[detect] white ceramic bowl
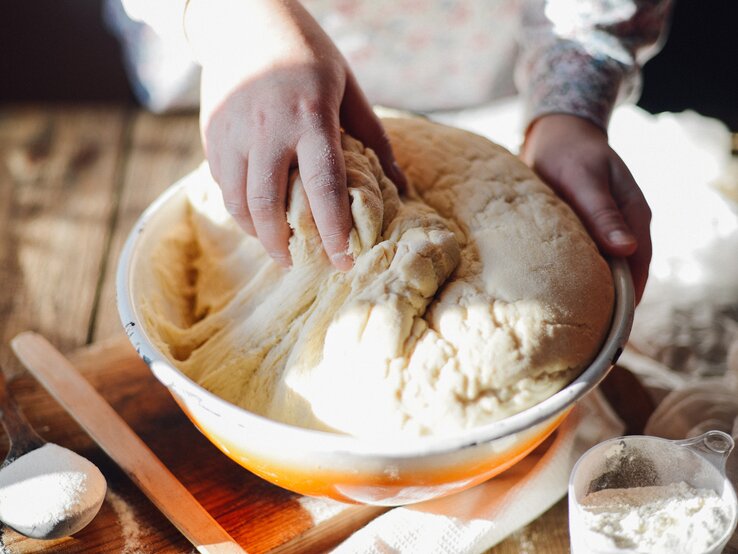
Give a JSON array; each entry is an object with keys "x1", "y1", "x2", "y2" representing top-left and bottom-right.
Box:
[{"x1": 117, "y1": 168, "x2": 635, "y2": 506}]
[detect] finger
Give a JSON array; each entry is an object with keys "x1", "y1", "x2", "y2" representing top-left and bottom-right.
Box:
[
  {"x1": 296, "y1": 122, "x2": 353, "y2": 271},
  {"x1": 609, "y1": 157, "x2": 652, "y2": 303},
  {"x1": 341, "y1": 72, "x2": 407, "y2": 193},
  {"x1": 553, "y1": 162, "x2": 638, "y2": 258},
  {"x1": 216, "y1": 155, "x2": 255, "y2": 235},
  {"x1": 247, "y1": 148, "x2": 293, "y2": 268}
]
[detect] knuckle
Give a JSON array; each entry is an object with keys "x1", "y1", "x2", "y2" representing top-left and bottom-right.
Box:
[
  {"x1": 321, "y1": 229, "x2": 349, "y2": 246},
  {"x1": 304, "y1": 173, "x2": 341, "y2": 198},
  {"x1": 254, "y1": 108, "x2": 268, "y2": 130},
  {"x1": 248, "y1": 193, "x2": 283, "y2": 219},
  {"x1": 589, "y1": 206, "x2": 625, "y2": 230},
  {"x1": 300, "y1": 110, "x2": 335, "y2": 137},
  {"x1": 298, "y1": 95, "x2": 325, "y2": 117},
  {"x1": 297, "y1": 95, "x2": 337, "y2": 128},
  {"x1": 268, "y1": 250, "x2": 291, "y2": 263},
  {"x1": 223, "y1": 199, "x2": 248, "y2": 217},
  {"x1": 618, "y1": 187, "x2": 652, "y2": 223}
]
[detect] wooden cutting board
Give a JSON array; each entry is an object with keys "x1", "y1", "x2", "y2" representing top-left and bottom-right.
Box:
[
  {"x1": 0, "y1": 337, "x2": 386, "y2": 554},
  {"x1": 0, "y1": 335, "x2": 654, "y2": 553}
]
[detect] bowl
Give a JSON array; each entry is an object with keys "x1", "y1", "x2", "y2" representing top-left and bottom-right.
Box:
[{"x1": 116, "y1": 167, "x2": 635, "y2": 506}]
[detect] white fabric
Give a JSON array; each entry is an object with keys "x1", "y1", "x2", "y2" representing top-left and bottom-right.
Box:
[{"x1": 334, "y1": 391, "x2": 624, "y2": 553}]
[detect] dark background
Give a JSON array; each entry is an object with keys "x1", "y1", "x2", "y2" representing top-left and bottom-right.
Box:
[{"x1": 1, "y1": 1, "x2": 737, "y2": 131}]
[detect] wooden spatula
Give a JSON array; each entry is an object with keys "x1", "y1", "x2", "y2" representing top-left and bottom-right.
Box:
[{"x1": 11, "y1": 331, "x2": 246, "y2": 554}]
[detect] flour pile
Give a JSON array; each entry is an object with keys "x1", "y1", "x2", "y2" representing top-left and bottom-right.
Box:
[
  {"x1": 141, "y1": 118, "x2": 614, "y2": 438},
  {"x1": 579, "y1": 481, "x2": 733, "y2": 553}
]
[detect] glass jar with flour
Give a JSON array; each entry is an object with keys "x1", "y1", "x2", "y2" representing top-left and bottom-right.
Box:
[{"x1": 568, "y1": 430, "x2": 737, "y2": 554}]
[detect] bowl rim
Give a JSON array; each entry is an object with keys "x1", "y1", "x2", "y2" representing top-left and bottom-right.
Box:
[{"x1": 116, "y1": 168, "x2": 635, "y2": 459}]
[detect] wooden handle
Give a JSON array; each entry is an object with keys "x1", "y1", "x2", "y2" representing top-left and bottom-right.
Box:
[{"x1": 11, "y1": 332, "x2": 246, "y2": 554}]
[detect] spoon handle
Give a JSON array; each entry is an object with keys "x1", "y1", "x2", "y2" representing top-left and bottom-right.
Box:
[
  {"x1": 0, "y1": 367, "x2": 46, "y2": 465},
  {"x1": 11, "y1": 332, "x2": 246, "y2": 554}
]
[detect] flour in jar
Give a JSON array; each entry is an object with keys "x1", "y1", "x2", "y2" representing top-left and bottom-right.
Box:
[{"x1": 579, "y1": 481, "x2": 733, "y2": 553}]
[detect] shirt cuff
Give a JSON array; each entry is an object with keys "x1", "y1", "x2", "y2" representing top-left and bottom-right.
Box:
[{"x1": 523, "y1": 42, "x2": 625, "y2": 133}]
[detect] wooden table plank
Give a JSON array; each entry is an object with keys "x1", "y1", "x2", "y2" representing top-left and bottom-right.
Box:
[
  {"x1": 91, "y1": 112, "x2": 203, "y2": 342},
  {"x1": 0, "y1": 106, "x2": 128, "y2": 375}
]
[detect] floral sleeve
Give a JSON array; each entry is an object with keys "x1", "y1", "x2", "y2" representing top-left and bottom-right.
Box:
[{"x1": 515, "y1": 0, "x2": 673, "y2": 131}]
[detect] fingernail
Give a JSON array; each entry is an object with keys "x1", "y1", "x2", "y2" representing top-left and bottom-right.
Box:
[
  {"x1": 330, "y1": 252, "x2": 354, "y2": 271},
  {"x1": 608, "y1": 230, "x2": 636, "y2": 246}
]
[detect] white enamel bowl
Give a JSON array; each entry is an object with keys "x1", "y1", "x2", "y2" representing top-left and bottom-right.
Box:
[{"x1": 117, "y1": 169, "x2": 634, "y2": 506}]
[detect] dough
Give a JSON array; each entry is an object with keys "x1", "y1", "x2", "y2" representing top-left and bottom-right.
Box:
[{"x1": 141, "y1": 118, "x2": 614, "y2": 438}]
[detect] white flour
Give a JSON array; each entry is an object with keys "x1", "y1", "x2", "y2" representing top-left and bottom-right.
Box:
[
  {"x1": 0, "y1": 443, "x2": 107, "y2": 537},
  {"x1": 107, "y1": 488, "x2": 147, "y2": 553},
  {"x1": 579, "y1": 481, "x2": 733, "y2": 553}
]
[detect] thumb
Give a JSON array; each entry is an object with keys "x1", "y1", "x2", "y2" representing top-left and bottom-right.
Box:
[{"x1": 340, "y1": 73, "x2": 407, "y2": 193}]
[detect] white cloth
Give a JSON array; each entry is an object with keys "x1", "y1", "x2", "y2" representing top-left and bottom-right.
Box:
[{"x1": 334, "y1": 391, "x2": 624, "y2": 553}]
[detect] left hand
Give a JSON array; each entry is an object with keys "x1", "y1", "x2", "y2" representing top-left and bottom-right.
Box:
[{"x1": 521, "y1": 114, "x2": 651, "y2": 303}]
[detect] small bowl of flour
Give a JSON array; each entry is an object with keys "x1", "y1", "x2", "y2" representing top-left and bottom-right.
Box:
[{"x1": 569, "y1": 430, "x2": 738, "y2": 554}]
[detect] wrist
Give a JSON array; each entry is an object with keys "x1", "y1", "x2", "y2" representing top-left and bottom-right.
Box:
[
  {"x1": 525, "y1": 112, "x2": 606, "y2": 146},
  {"x1": 522, "y1": 113, "x2": 609, "y2": 167}
]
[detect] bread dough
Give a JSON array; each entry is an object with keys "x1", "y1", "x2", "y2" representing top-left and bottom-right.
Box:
[{"x1": 141, "y1": 118, "x2": 614, "y2": 438}]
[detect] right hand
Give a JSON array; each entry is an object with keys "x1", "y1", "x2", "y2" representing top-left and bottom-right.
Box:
[
  {"x1": 185, "y1": 0, "x2": 406, "y2": 270},
  {"x1": 522, "y1": 114, "x2": 652, "y2": 303}
]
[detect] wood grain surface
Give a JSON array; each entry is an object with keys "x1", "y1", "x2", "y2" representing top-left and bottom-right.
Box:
[
  {"x1": 0, "y1": 105, "x2": 609, "y2": 553},
  {"x1": 0, "y1": 106, "x2": 128, "y2": 375}
]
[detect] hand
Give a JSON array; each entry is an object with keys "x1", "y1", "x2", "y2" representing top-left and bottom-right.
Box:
[
  {"x1": 186, "y1": 0, "x2": 405, "y2": 270},
  {"x1": 521, "y1": 114, "x2": 651, "y2": 303}
]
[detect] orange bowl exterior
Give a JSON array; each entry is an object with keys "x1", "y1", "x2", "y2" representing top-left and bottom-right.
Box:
[{"x1": 174, "y1": 393, "x2": 570, "y2": 504}]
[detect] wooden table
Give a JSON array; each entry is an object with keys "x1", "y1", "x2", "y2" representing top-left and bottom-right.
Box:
[{"x1": 0, "y1": 105, "x2": 570, "y2": 553}]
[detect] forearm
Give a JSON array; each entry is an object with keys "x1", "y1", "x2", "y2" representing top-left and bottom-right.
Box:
[{"x1": 516, "y1": 0, "x2": 673, "y2": 132}]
